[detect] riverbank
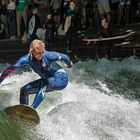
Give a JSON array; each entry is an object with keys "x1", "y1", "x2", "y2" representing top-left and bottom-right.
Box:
[{"x1": 0, "y1": 23, "x2": 140, "y2": 64}]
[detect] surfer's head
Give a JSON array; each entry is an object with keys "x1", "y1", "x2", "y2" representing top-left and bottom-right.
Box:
[{"x1": 29, "y1": 39, "x2": 45, "y2": 60}]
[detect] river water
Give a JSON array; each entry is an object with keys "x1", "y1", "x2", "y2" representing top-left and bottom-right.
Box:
[{"x1": 0, "y1": 57, "x2": 140, "y2": 140}]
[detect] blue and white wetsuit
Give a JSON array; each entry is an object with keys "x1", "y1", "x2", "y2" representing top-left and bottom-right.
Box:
[{"x1": 0, "y1": 51, "x2": 72, "y2": 109}]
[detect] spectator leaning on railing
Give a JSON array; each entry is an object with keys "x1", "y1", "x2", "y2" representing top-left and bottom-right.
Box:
[{"x1": 97, "y1": 18, "x2": 112, "y2": 58}]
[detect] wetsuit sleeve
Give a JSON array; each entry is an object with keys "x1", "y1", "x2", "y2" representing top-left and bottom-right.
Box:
[
  {"x1": 47, "y1": 51, "x2": 72, "y2": 68},
  {"x1": 0, "y1": 55, "x2": 29, "y2": 84}
]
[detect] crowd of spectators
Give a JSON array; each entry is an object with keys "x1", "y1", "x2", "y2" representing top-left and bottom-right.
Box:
[{"x1": 0, "y1": 0, "x2": 140, "y2": 58}]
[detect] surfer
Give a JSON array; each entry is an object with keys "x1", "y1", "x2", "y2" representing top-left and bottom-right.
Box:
[{"x1": 0, "y1": 39, "x2": 72, "y2": 109}]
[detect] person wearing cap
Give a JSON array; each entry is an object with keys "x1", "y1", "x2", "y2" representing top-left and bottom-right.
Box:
[{"x1": 0, "y1": 39, "x2": 72, "y2": 109}]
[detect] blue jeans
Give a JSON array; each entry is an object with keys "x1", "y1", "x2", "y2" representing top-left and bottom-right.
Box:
[
  {"x1": 20, "y1": 70, "x2": 68, "y2": 109},
  {"x1": 7, "y1": 16, "x2": 16, "y2": 37}
]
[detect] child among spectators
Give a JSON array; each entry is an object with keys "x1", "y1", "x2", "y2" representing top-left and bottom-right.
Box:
[
  {"x1": 86, "y1": 18, "x2": 112, "y2": 58},
  {"x1": 43, "y1": 13, "x2": 56, "y2": 48},
  {"x1": 96, "y1": 18, "x2": 112, "y2": 58}
]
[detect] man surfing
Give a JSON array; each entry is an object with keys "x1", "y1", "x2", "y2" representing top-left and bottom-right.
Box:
[{"x1": 0, "y1": 39, "x2": 72, "y2": 109}]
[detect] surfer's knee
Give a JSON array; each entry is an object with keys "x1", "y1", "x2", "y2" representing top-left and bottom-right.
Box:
[
  {"x1": 20, "y1": 86, "x2": 28, "y2": 95},
  {"x1": 48, "y1": 72, "x2": 68, "y2": 90},
  {"x1": 20, "y1": 86, "x2": 29, "y2": 105},
  {"x1": 60, "y1": 75, "x2": 68, "y2": 89},
  {"x1": 60, "y1": 72, "x2": 68, "y2": 87}
]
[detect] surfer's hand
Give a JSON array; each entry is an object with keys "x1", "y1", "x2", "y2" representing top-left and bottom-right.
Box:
[
  {"x1": 70, "y1": 61, "x2": 73, "y2": 67},
  {"x1": 65, "y1": 61, "x2": 73, "y2": 68},
  {"x1": 56, "y1": 61, "x2": 72, "y2": 68}
]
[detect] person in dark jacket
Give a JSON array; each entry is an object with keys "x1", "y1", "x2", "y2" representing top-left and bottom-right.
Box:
[
  {"x1": 62, "y1": 0, "x2": 79, "y2": 61},
  {"x1": 27, "y1": 6, "x2": 41, "y2": 41},
  {"x1": 0, "y1": 17, "x2": 5, "y2": 39}
]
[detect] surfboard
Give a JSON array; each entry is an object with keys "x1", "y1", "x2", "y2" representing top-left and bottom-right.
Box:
[
  {"x1": 4, "y1": 104, "x2": 40, "y2": 125},
  {"x1": 83, "y1": 31, "x2": 135, "y2": 42}
]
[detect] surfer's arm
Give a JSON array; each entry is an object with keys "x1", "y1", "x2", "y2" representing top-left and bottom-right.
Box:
[
  {"x1": 58, "y1": 53, "x2": 73, "y2": 68},
  {"x1": 47, "y1": 51, "x2": 72, "y2": 68},
  {"x1": 0, "y1": 65, "x2": 19, "y2": 84},
  {"x1": 0, "y1": 55, "x2": 29, "y2": 84}
]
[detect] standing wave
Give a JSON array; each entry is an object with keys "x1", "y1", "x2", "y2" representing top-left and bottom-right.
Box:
[{"x1": 0, "y1": 57, "x2": 140, "y2": 140}]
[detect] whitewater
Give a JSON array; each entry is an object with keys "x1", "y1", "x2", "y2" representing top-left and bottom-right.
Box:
[{"x1": 0, "y1": 57, "x2": 140, "y2": 140}]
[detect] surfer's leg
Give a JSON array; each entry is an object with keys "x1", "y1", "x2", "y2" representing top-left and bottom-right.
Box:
[
  {"x1": 47, "y1": 71, "x2": 68, "y2": 90},
  {"x1": 31, "y1": 86, "x2": 47, "y2": 109},
  {"x1": 20, "y1": 79, "x2": 44, "y2": 105},
  {"x1": 31, "y1": 71, "x2": 68, "y2": 109}
]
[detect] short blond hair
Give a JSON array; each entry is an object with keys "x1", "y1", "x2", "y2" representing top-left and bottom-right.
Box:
[{"x1": 29, "y1": 39, "x2": 45, "y2": 53}]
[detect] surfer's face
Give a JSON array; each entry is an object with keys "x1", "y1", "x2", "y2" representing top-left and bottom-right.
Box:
[{"x1": 32, "y1": 47, "x2": 44, "y2": 60}]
